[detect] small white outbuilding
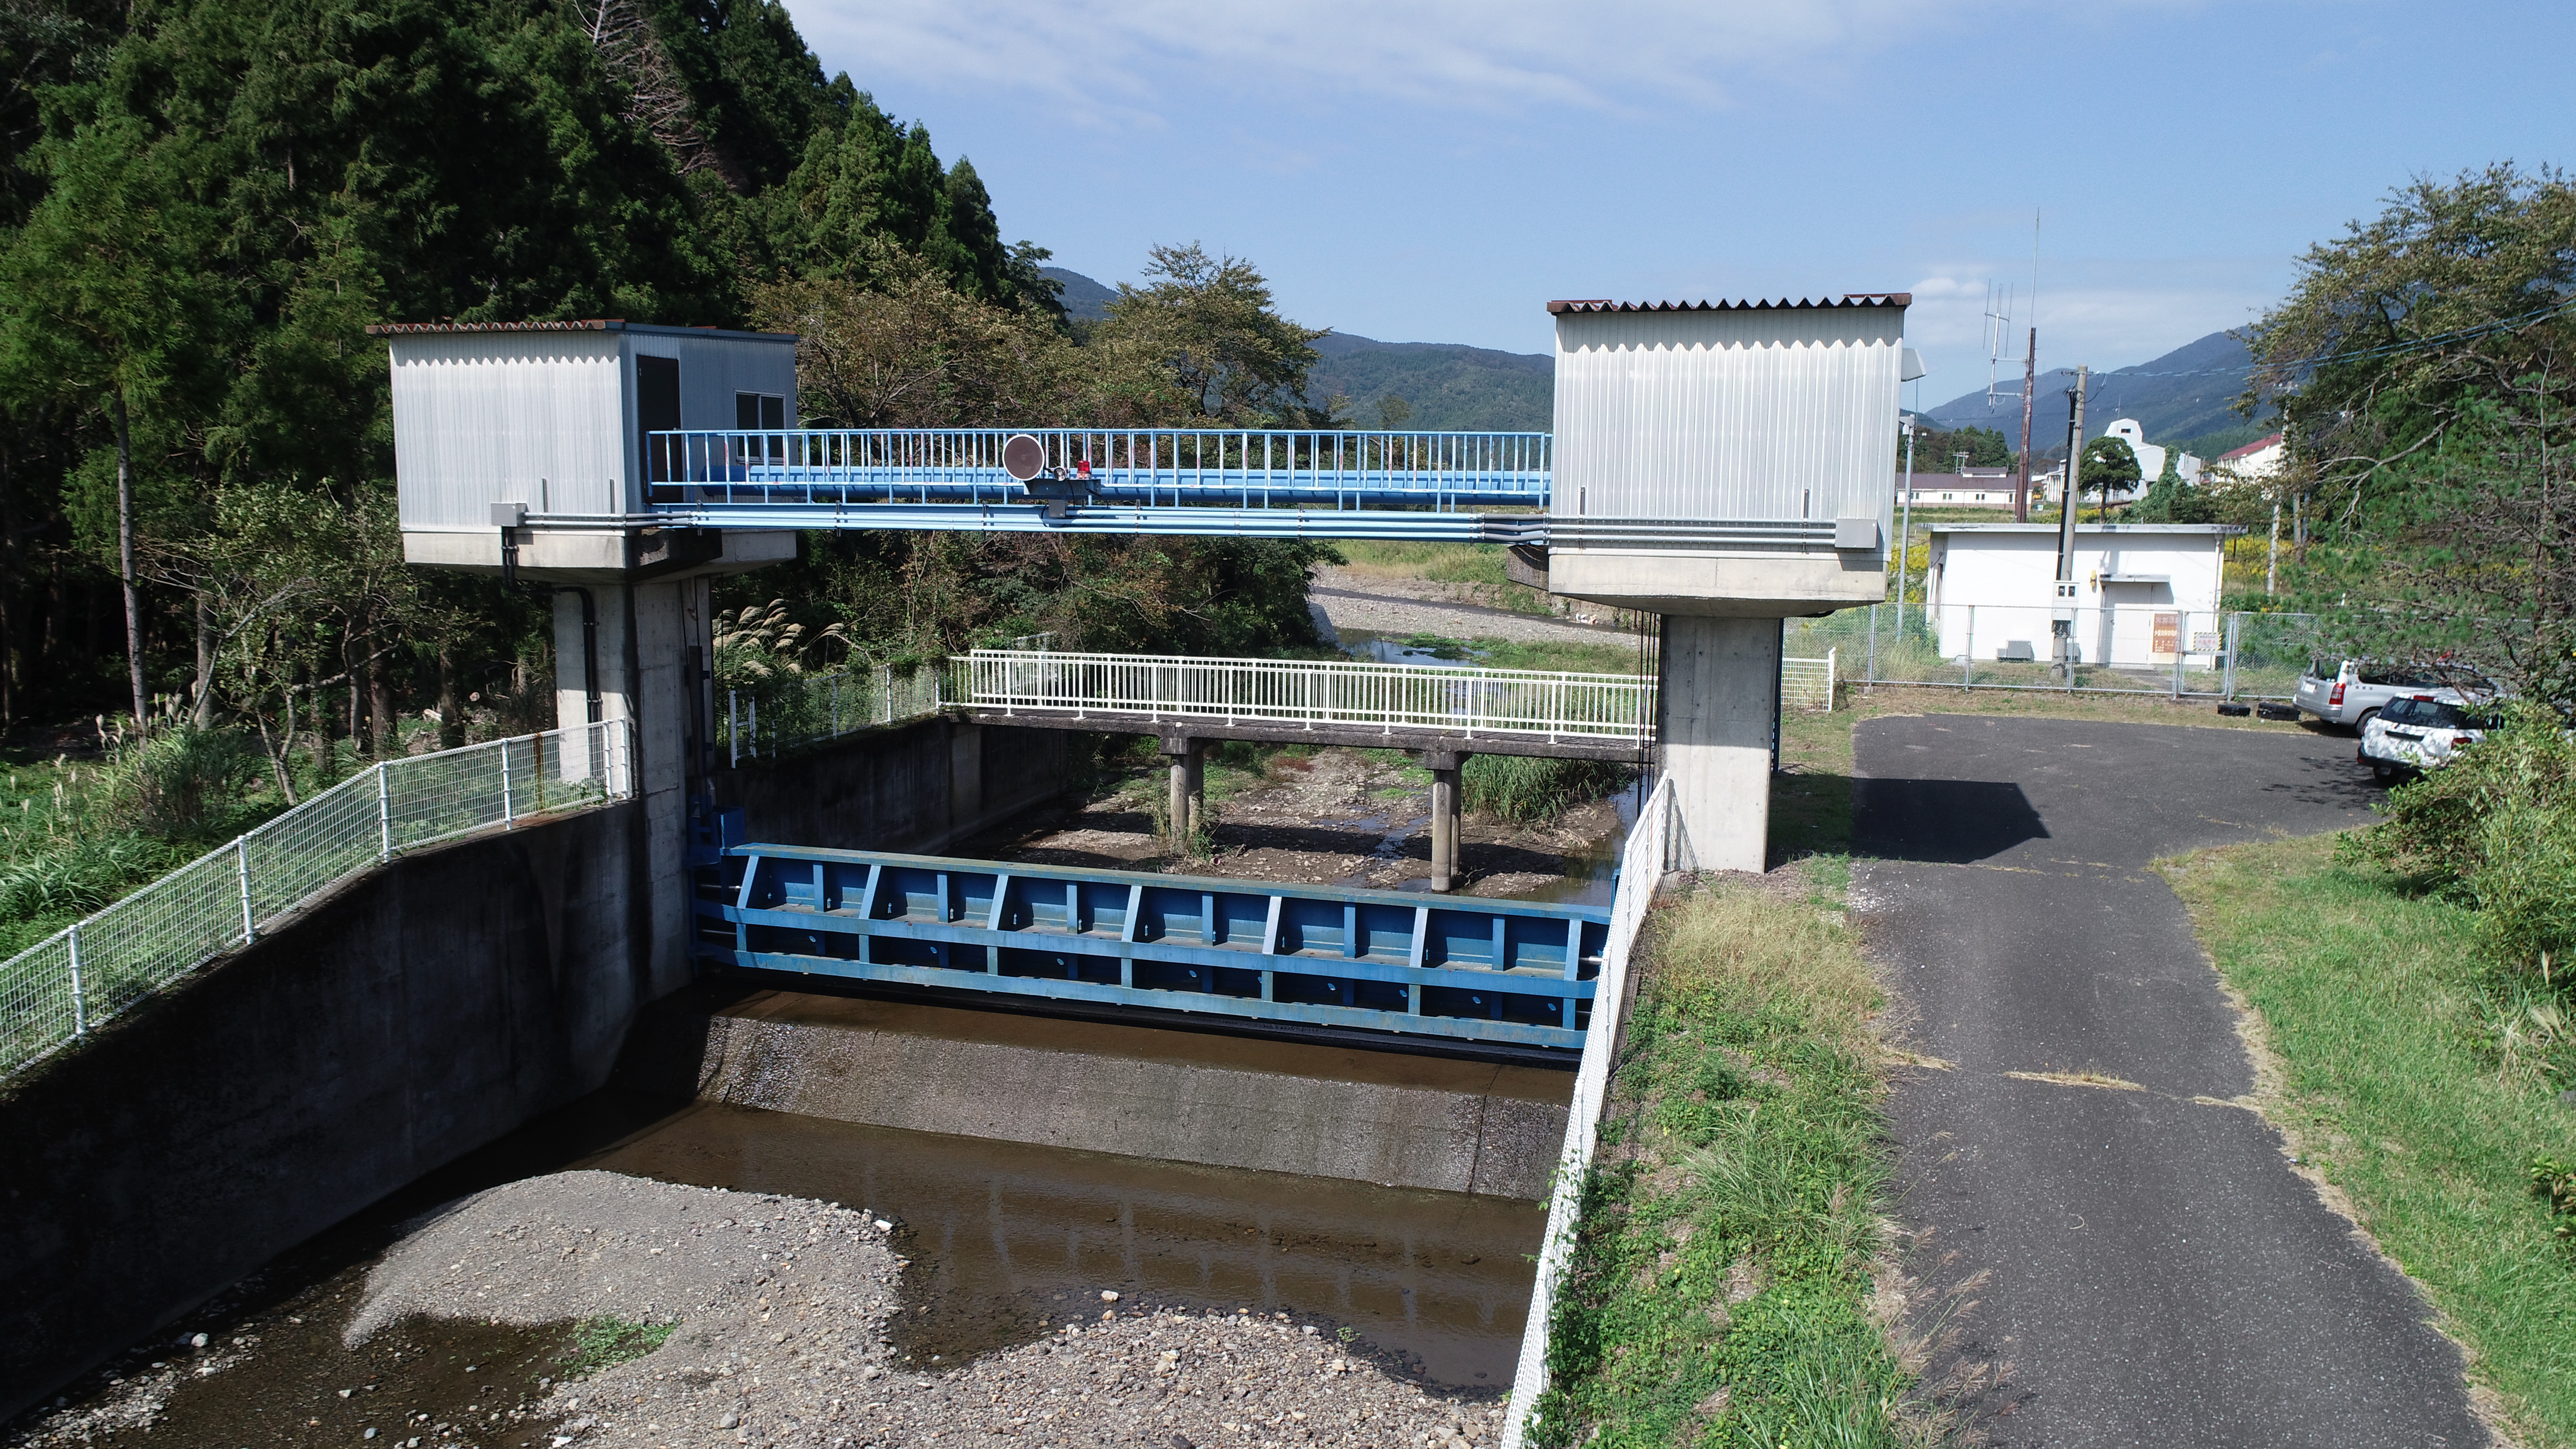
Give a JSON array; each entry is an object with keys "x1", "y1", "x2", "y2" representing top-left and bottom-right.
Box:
[{"x1": 1922, "y1": 523, "x2": 2238, "y2": 668}]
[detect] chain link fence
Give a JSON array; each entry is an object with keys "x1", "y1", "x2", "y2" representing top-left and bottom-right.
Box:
[
  {"x1": 1811, "y1": 605, "x2": 2320, "y2": 701},
  {"x1": 0, "y1": 719, "x2": 633, "y2": 1079}
]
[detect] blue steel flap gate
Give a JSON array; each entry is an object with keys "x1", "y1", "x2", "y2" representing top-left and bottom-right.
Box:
[{"x1": 697, "y1": 845, "x2": 1611, "y2": 1050}]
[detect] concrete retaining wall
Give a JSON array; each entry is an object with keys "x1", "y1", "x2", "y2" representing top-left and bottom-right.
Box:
[
  {"x1": 716, "y1": 719, "x2": 1069, "y2": 854},
  {"x1": 0, "y1": 715, "x2": 1069, "y2": 1419},
  {"x1": 665, "y1": 993, "x2": 1571, "y2": 1199}
]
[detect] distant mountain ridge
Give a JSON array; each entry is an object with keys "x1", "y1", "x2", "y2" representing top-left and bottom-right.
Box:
[
  {"x1": 1922, "y1": 330, "x2": 2268, "y2": 451},
  {"x1": 1039, "y1": 267, "x2": 1553, "y2": 432}
]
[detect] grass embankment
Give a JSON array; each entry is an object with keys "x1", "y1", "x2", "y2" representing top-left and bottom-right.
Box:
[
  {"x1": 1533, "y1": 877, "x2": 1919, "y2": 1448},
  {"x1": 2163, "y1": 835, "x2": 2576, "y2": 1444}
]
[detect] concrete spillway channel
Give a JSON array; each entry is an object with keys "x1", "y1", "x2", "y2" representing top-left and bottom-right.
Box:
[{"x1": 0, "y1": 721, "x2": 1625, "y2": 1446}]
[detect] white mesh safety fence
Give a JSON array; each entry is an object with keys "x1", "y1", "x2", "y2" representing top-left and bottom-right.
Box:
[
  {"x1": 0, "y1": 719, "x2": 632, "y2": 1079},
  {"x1": 1500, "y1": 774, "x2": 1675, "y2": 1449},
  {"x1": 717, "y1": 665, "x2": 945, "y2": 763},
  {"x1": 1780, "y1": 647, "x2": 1837, "y2": 711}
]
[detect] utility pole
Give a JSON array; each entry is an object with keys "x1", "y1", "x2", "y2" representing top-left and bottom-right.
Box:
[
  {"x1": 2015, "y1": 328, "x2": 2037, "y2": 522},
  {"x1": 2266, "y1": 499, "x2": 2280, "y2": 596},
  {"x1": 1896, "y1": 416, "x2": 1917, "y2": 638},
  {"x1": 2053, "y1": 366, "x2": 2089, "y2": 682}
]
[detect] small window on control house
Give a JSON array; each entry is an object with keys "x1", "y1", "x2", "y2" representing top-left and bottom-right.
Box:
[{"x1": 736, "y1": 393, "x2": 785, "y2": 461}]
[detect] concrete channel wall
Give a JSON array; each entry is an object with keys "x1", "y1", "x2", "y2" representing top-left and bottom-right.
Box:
[
  {"x1": 635, "y1": 992, "x2": 1571, "y2": 1199},
  {"x1": 0, "y1": 717, "x2": 1069, "y2": 1422}
]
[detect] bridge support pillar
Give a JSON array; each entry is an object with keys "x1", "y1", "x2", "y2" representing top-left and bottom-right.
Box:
[
  {"x1": 1160, "y1": 734, "x2": 1205, "y2": 845},
  {"x1": 1418, "y1": 749, "x2": 1465, "y2": 892},
  {"x1": 1657, "y1": 614, "x2": 1779, "y2": 874}
]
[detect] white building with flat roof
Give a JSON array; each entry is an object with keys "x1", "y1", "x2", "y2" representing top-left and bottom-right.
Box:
[{"x1": 1923, "y1": 523, "x2": 2238, "y2": 668}]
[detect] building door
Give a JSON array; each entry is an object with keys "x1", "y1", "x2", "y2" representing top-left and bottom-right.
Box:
[{"x1": 637, "y1": 354, "x2": 681, "y2": 491}]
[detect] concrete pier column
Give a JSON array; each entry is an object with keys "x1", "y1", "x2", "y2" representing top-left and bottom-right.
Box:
[
  {"x1": 550, "y1": 575, "x2": 715, "y2": 994},
  {"x1": 1658, "y1": 614, "x2": 1782, "y2": 874},
  {"x1": 1419, "y1": 749, "x2": 1464, "y2": 892},
  {"x1": 1160, "y1": 734, "x2": 1204, "y2": 843}
]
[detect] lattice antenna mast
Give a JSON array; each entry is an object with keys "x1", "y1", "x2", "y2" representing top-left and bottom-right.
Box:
[{"x1": 1984, "y1": 282, "x2": 2014, "y2": 409}]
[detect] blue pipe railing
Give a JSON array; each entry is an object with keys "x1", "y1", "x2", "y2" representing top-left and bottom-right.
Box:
[{"x1": 643, "y1": 427, "x2": 1552, "y2": 516}]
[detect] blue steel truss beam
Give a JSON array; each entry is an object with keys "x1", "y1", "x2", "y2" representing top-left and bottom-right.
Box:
[
  {"x1": 695, "y1": 845, "x2": 1610, "y2": 1050},
  {"x1": 636, "y1": 427, "x2": 1554, "y2": 540}
]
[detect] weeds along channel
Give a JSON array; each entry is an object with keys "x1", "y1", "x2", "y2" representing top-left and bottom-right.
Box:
[
  {"x1": 1531, "y1": 876, "x2": 1916, "y2": 1449},
  {"x1": 2163, "y1": 836, "x2": 2576, "y2": 1444}
]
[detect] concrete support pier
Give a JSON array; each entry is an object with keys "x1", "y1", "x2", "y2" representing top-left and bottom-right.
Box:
[
  {"x1": 550, "y1": 576, "x2": 717, "y2": 997},
  {"x1": 1161, "y1": 734, "x2": 1205, "y2": 842},
  {"x1": 1657, "y1": 614, "x2": 1782, "y2": 874},
  {"x1": 1419, "y1": 749, "x2": 1465, "y2": 892}
]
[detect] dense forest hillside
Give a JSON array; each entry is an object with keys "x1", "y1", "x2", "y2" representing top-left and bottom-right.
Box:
[{"x1": 0, "y1": 0, "x2": 1332, "y2": 750}]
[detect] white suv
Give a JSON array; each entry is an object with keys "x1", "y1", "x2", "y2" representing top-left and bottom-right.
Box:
[
  {"x1": 2294, "y1": 658, "x2": 2483, "y2": 732},
  {"x1": 2357, "y1": 695, "x2": 2499, "y2": 782}
]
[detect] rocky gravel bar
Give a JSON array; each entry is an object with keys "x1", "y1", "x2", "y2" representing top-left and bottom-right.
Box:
[{"x1": 112, "y1": 1169, "x2": 1505, "y2": 1449}]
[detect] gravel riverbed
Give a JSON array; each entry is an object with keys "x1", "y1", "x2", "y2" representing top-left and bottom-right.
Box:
[{"x1": 18, "y1": 1170, "x2": 1505, "y2": 1449}]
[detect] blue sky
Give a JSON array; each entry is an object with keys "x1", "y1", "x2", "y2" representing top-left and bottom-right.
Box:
[{"x1": 783, "y1": 0, "x2": 2575, "y2": 382}]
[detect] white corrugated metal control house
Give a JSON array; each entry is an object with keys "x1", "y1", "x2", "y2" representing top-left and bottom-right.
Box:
[
  {"x1": 1539, "y1": 294, "x2": 1916, "y2": 874},
  {"x1": 1924, "y1": 523, "x2": 2237, "y2": 668},
  {"x1": 1544, "y1": 295, "x2": 1911, "y2": 617},
  {"x1": 371, "y1": 318, "x2": 797, "y2": 578}
]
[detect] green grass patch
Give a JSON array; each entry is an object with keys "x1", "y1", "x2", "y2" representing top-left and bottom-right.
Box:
[
  {"x1": 557, "y1": 1316, "x2": 676, "y2": 1379},
  {"x1": 2161, "y1": 835, "x2": 2576, "y2": 1445},
  {"x1": 1473, "y1": 637, "x2": 1650, "y2": 676},
  {"x1": 1333, "y1": 540, "x2": 1512, "y2": 585},
  {"x1": 1534, "y1": 880, "x2": 1916, "y2": 1448},
  {"x1": 1462, "y1": 754, "x2": 1629, "y2": 824}
]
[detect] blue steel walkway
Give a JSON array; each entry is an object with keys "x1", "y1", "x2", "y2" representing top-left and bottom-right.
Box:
[
  {"x1": 642, "y1": 427, "x2": 1550, "y2": 541},
  {"x1": 696, "y1": 845, "x2": 1611, "y2": 1050}
]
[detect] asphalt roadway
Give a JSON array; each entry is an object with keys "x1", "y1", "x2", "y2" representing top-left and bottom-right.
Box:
[{"x1": 1853, "y1": 714, "x2": 2488, "y2": 1449}]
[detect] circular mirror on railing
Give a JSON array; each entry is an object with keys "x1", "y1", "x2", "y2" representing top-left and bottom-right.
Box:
[{"x1": 1002, "y1": 433, "x2": 1047, "y2": 483}]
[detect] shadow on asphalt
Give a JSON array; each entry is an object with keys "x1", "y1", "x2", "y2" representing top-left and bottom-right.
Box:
[{"x1": 1848, "y1": 778, "x2": 2050, "y2": 863}]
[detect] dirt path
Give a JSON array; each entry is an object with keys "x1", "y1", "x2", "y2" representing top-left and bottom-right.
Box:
[
  {"x1": 1308, "y1": 567, "x2": 1634, "y2": 648},
  {"x1": 974, "y1": 748, "x2": 1625, "y2": 901}
]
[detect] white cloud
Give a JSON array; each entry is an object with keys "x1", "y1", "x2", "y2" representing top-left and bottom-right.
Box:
[{"x1": 788, "y1": 0, "x2": 2019, "y2": 117}]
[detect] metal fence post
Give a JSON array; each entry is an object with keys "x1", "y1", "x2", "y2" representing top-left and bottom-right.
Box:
[
  {"x1": 831, "y1": 675, "x2": 841, "y2": 736},
  {"x1": 2223, "y1": 612, "x2": 2241, "y2": 700},
  {"x1": 1962, "y1": 605, "x2": 1975, "y2": 691},
  {"x1": 237, "y1": 836, "x2": 256, "y2": 942},
  {"x1": 376, "y1": 762, "x2": 393, "y2": 862},
  {"x1": 748, "y1": 697, "x2": 758, "y2": 759},
  {"x1": 500, "y1": 741, "x2": 515, "y2": 829},
  {"x1": 1866, "y1": 604, "x2": 1878, "y2": 688},
  {"x1": 66, "y1": 923, "x2": 86, "y2": 1037},
  {"x1": 729, "y1": 689, "x2": 740, "y2": 767},
  {"x1": 2173, "y1": 612, "x2": 2187, "y2": 699},
  {"x1": 878, "y1": 664, "x2": 891, "y2": 724},
  {"x1": 1826, "y1": 646, "x2": 1837, "y2": 710}
]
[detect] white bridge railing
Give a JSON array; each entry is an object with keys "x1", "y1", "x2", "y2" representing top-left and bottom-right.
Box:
[
  {"x1": 955, "y1": 650, "x2": 1657, "y2": 745},
  {"x1": 1502, "y1": 773, "x2": 1675, "y2": 1448},
  {"x1": 0, "y1": 718, "x2": 635, "y2": 1079}
]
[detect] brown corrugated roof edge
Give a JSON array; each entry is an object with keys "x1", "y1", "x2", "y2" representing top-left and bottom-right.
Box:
[
  {"x1": 365, "y1": 320, "x2": 620, "y2": 335},
  {"x1": 1546, "y1": 294, "x2": 1911, "y2": 314}
]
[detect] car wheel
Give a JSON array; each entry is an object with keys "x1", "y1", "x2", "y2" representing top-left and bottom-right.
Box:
[
  {"x1": 2371, "y1": 762, "x2": 2399, "y2": 784},
  {"x1": 2353, "y1": 707, "x2": 2380, "y2": 734}
]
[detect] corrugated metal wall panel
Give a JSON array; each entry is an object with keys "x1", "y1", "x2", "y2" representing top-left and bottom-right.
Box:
[
  {"x1": 391, "y1": 333, "x2": 627, "y2": 529},
  {"x1": 672, "y1": 335, "x2": 801, "y2": 429},
  {"x1": 1551, "y1": 307, "x2": 1902, "y2": 528}
]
